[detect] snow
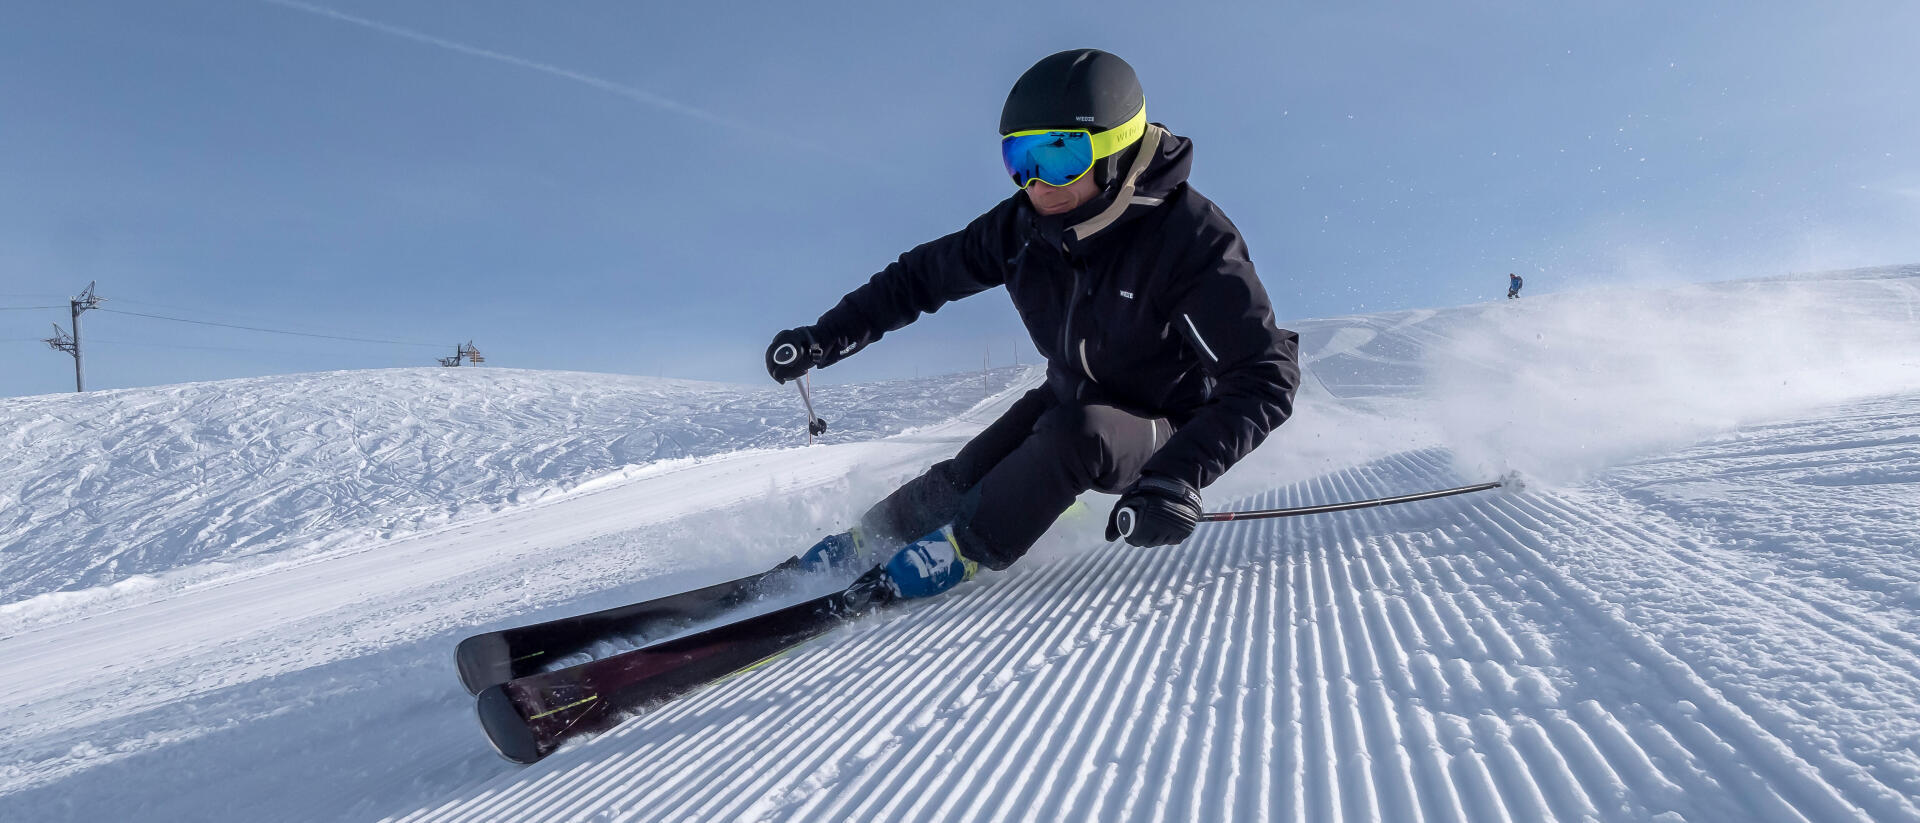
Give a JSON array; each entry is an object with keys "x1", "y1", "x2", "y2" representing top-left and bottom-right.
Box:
[
  {"x1": 4, "y1": 266, "x2": 1920, "y2": 822},
  {"x1": 0, "y1": 366, "x2": 1026, "y2": 607}
]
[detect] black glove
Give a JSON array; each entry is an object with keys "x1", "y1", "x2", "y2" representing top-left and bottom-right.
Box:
[
  {"x1": 1105, "y1": 474, "x2": 1203, "y2": 547},
  {"x1": 765, "y1": 327, "x2": 824, "y2": 383}
]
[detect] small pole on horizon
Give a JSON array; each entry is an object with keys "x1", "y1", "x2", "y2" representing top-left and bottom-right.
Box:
[
  {"x1": 43, "y1": 282, "x2": 102, "y2": 392},
  {"x1": 71, "y1": 282, "x2": 101, "y2": 391}
]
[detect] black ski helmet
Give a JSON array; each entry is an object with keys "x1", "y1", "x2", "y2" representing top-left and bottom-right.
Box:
[{"x1": 1001, "y1": 49, "x2": 1147, "y2": 186}]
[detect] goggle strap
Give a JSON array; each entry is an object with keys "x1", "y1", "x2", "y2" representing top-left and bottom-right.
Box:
[{"x1": 1089, "y1": 104, "x2": 1148, "y2": 161}]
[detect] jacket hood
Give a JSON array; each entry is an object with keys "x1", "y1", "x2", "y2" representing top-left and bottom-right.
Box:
[{"x1": 1117, "y1": 125, "x2": 1192, "y2": 202}]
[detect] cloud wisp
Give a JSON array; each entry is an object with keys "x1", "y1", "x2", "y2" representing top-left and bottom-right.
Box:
[{"x1": 255, "y1": 0, "x2": 751, "y2": 132}]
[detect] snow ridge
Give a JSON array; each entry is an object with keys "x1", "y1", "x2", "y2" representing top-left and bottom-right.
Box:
[{"x1": 400, "y1": 442, "x2": 1920, "y2": 822}]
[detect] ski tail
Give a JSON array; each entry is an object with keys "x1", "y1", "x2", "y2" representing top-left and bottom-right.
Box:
[
  {"x1": 476, "y1": 683, "x2": 543, "y2": 764},
  {"x1": 454, "y1": 556, "x2": 806, "y2": 695},
  {"x1": 475, "y1": 566, "x2": 896, "y2": 762}
]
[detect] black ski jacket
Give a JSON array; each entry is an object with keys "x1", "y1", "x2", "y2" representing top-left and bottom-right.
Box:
[{"x1": 811, "y1": 125, "x2": 1300, "y2": 490}]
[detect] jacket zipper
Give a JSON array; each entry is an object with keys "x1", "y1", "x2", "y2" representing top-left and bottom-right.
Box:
[
  {"x1": 1062, "y1": 263, "x2": 1102, "y2": 384},
  {"x1": 1061, "y1": 265, "x2": 1080, "y2": 376}
]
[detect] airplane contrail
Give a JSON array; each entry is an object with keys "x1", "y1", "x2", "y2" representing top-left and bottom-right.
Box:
[{"x1": 255, "y1": 0, "x2": 751, "y2": 132}]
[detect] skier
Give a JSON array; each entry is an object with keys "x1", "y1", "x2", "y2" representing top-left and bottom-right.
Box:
[
  {"x1": 766, "y1": 49, "x2": 1300, "y2": 600},
  {"x1": 1508, "y1": 273, "x2": 1523, "y2": 299}
]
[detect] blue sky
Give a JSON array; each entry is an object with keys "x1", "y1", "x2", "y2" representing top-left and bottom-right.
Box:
[{"x1": 4, "y1": 1, "x2": 1916, "y2": 397}]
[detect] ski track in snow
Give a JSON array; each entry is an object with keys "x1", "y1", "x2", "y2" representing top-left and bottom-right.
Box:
[
  {"x1": 391, "y1": 435, "x2": 1920, "y2": 823},
  {"x1": 4, "y1": 266, "x2": 1920, "y2": 822}
]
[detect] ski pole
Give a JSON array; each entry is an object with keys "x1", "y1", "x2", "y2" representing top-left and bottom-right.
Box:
[
  {"x1": 771, "y1": 342, "x2": 829, "y2": 442},
  {"x1": 1115, "y1": 479, "x2": 1505, "y2": 540},
  {"x1": 796, "y1": 374, "x2": 827, "y2": 442}
]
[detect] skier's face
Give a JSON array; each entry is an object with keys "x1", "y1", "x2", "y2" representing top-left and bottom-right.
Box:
[{"x1": 1026, "y1": 173, "x2": 1098, "y2": 216}]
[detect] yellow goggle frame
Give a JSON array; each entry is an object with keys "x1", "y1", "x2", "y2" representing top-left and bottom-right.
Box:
[{"x1": 1000, "y1": 104, "x2": 1148, "y2": 189}]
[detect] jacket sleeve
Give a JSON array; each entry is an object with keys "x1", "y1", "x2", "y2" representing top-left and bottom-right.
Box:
[
  {"x1": 810, "y1": 205, "x2": 1010, "y2": 367},
  {"x1": 1141, "y1": 213, "x2": 1301, "y2": 490}
]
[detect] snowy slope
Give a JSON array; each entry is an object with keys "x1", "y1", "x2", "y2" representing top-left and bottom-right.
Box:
[
  {"x1": 0, "y1": 366, "x2": 1029, "y2": 605},
  {"x1": 3, "y1": 266, "x2": 1919, "y2": 822},
  {"x1": 406, "y1": 432, "x2": 1920, "y2": 823}
]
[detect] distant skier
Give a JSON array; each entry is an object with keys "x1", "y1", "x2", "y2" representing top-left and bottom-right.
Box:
[
  {"x1": 1508, "y1": 273, "x2": 1523, "y2": 299},
  {"x1": 765, "y1": 49, "x2": 1300, "y2": 600}
]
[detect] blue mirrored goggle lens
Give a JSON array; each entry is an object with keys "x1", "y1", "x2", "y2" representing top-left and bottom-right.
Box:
[{"x1": 1001, "y1": 130, "x2": 1094, "y2": 188}]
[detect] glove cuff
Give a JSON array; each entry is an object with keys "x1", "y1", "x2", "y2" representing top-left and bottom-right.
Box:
[
  {"x1": 793, "y1": 326, "x2": 825, "y2": 362},
  {"x1": 1134, "y1": 473, "x2": 1200, "y2": 507}
]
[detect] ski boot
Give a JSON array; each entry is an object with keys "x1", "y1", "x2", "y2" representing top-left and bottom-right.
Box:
[
  {"x1": 881, "y1": 525, "x2": 979, "y2": 600},
  {"x1": 798, "y1": 527, "x2": 873, "y2": 574}
]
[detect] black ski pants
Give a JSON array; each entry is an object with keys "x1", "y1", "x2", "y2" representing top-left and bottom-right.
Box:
[{"x1": 859, "y1": 387, "x2": 1169, "y2": 570}]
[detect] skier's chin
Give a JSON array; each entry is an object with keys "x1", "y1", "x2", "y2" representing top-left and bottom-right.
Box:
[{"x1": 1029, "y1": 189, "x2": 1083, "y2": 215}]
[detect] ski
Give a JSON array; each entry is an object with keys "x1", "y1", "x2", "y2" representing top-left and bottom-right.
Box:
[
  {"x1": 475, "y1": 566, "x2": 896, "y2": 764},
  {"x1": 455, "y1": 556, "x2": 810, "y2": 695}
]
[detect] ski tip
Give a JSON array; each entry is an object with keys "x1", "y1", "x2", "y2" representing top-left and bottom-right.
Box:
[
  {"x1": 476, "y1": 684, "x2": 544, "y2": 765},
  {"x1": 455, "y1": 633, "x2": 516, "y2": 697}
]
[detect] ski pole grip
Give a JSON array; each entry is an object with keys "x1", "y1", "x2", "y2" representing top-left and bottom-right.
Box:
[
  {"x1": 772, "y1": 342, "x2": 800, "y2": 366},
  {"x1": 1116, "y1": 507, "x2": 1137, "y2": 540}
]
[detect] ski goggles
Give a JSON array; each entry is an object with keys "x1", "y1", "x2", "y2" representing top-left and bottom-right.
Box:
[{"x1": 1000, "y1": 105, "x2": 1147, "y2": 189}]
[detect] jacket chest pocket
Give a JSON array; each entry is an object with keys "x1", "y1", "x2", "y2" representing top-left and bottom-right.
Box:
[{"x1": 1074, "y1": 290, "x2": 1171, "y2": 385}]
